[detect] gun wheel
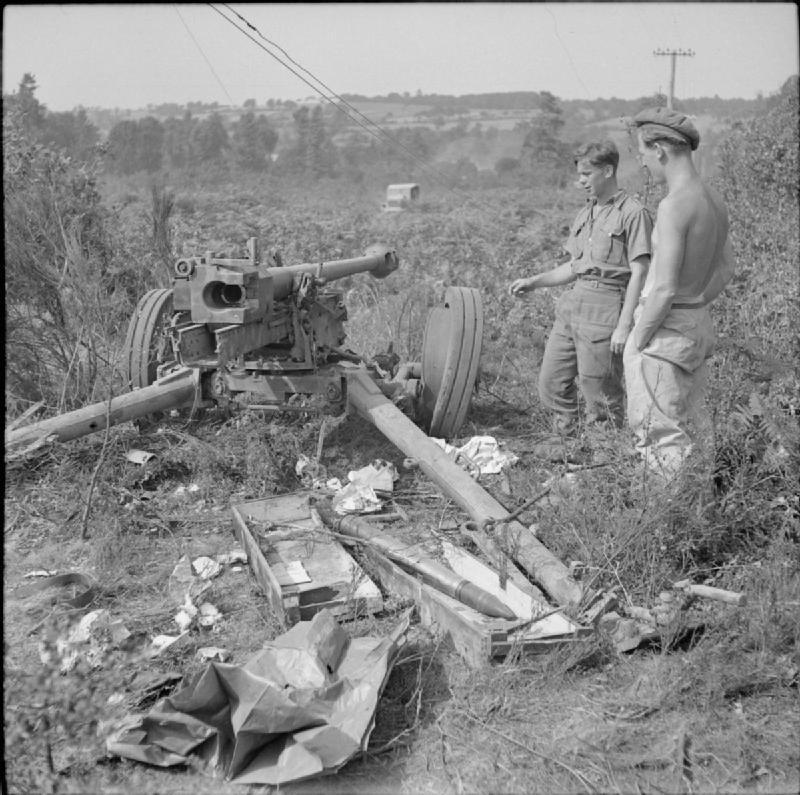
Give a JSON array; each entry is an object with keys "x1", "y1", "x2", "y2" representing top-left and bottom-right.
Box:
[
  {"x1": 123, "y1": 288, "x2": 175, "y2": 390},
  {"x1": 420, "y1": 286, "x2": 484, "y2": 439}
]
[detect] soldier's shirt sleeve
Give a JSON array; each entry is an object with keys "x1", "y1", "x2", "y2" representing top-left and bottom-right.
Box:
[{"x1": 624, "y1": 205, "x2": 654, "y2": 263}]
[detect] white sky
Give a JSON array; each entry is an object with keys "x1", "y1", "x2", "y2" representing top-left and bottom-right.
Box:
[{"x1": 2, "y1": 3, "x2": 798, "y2": 111}]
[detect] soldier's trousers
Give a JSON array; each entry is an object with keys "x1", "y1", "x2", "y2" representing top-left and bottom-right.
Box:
[
  {"x1": 538, "y1": 280, "x2": 625, "y2": 434},
  {"x1": 623, "y1": 305, "x2": 716, "y2": 481}
]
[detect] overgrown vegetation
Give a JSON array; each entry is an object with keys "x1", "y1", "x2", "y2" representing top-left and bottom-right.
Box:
[{"x1": 4, "y1": 74, "x2": 799, "y2": 794}]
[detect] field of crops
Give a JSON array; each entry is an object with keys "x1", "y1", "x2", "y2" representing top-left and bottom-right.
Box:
[{"x1": 4, "y1": 89, "x2": 799, "y2": 794}]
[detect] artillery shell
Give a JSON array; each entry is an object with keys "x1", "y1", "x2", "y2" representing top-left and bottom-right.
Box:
[{"x1": 455, "y1": 581, "x2": 517, "y2": 621}]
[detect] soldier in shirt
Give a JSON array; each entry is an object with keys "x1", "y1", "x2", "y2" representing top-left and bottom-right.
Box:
[{"x1": 509, "y1": 140, "x2": 652, "y2": 436}]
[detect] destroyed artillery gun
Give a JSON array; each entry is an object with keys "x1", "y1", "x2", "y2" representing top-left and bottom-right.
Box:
[
  {"x1": 6, "y1": 236, "x2": 584, "y2": 611},
  {"x1": 8, "y1": 239, "x2": 481, "y2": 445}
]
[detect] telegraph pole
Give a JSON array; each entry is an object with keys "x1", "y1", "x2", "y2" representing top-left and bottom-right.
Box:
[{"x1": 653, "y1": 48, "x2": 695, "y2": 109}]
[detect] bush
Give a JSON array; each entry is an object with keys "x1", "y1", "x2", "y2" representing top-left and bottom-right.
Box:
[{"x1": 4, "y1": 106, "x2": 121, "y2": 412}]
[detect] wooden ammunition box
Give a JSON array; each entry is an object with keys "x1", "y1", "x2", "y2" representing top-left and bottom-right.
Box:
[
  {"x1": 230, "y1": 492, "x2": 383, "y2": 627},
  {"x1": 232, "y1": 491, "x2": 590, "y2": 667}
]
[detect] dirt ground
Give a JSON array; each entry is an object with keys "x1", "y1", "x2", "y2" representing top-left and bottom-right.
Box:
[{"x1": 4, "y1": 368, "x2": 799, "y2": 794}]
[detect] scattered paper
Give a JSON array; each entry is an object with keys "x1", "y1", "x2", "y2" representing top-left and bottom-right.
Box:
[
  {"x1": 197, "y1": 646, "x2": 230, "y2": 662},
  {"x1": 332, "y1": 460, "x2": 399, "y2": 515},
  {"x1": 432, "y1": 436, "x2": 518, "y2": 476},
  {"x1": 197, "y1": 602, "x2": 221, "y2": 628},
  {"x1": 332, "y1": 481, "x2": 383, "y2": 515},
  {"x1": 107, "y1": 609, "x2": 410, "y2": 785},
  {"x1": 215, "y1": 549, "x2": 248, "y2": 566},
  {"x1": 174, "y1": 483, "x2": 201, "y2": 498},
  {"x1": 348, "y1": 460, "x2": 398, "y2": 492},
  {"x1": 147, "y1": 632, "x2": 190, "y2": 658},
  {"x1": 192, "y1": 556, "x2": 222, "y2": 580},
  {"x1": 126, "y1": 449, "x2": 156, "y2": 465},
  {"x1": 168, "y1": 556, "x2": 211, "y2": 606},
  {"x1": 294, "y1": 458, "x2": 400, "y2": 514},
  {"x1": 295, "y1": 455, "x2": 328, "y2": 489},
  {"x1": 273, "y1": 560, "x2": 312, "y2": 586},
  {"x1": 40, "y1": 609, "x2": 131, "y2": 673},
  {"x1": 174, "y1": 594, "x2": 198, "y2": 632}
]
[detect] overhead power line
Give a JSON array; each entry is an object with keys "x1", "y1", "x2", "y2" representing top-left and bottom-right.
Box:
[
  {"x1": 208, "y1": 3, "x2": 462, "y2": 192},
  {"x1": 174, "y1": 5, "x2": 235, "y2": 106}
]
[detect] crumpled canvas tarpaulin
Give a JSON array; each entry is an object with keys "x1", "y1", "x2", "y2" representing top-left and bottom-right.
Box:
[{"x1": 107, "y1": 609, "x2": 410, "y2": 785}]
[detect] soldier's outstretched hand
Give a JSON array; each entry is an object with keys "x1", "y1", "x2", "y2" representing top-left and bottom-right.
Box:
[{"x1": 509, "y1": 277, "x2": 534, "y2": 297}]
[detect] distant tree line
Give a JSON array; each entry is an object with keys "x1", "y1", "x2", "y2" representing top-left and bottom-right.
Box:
[
  {"x1": 341, "y1": 89, "x2": 778, "y2": 122},
  {"x1": 5, "y1": 71, "x2": 795, "y2": 190},
  {"x1": 104, "y1": 110, "x2": 280, "y2": 175}
]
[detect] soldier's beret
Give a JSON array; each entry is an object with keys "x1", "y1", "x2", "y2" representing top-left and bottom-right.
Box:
[{"x1": 632, "y1": 107, "x2": 700, "y2": 151}]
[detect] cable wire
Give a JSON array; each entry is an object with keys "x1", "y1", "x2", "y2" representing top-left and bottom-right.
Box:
[
  {"x1": 208, "y1": 3, "x2": 464, "y2": 193},
  {"x1": 543, "y1": 7, "x2": 593, "y2": 99},
  {"x1": 218, "y1": 1, "x2": 430, "y2": 156},
  {"x1": 174, "y1": 5, "x2": 236, "y2": 106},
  {"x1": 212, "y1": 2, "x2": 459, "y2": 190}
]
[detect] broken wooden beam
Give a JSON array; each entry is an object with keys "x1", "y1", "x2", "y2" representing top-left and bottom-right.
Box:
[
  {"x1": 5, "y1": 368, "x2": 199, "y2": 449},
  {"x1": 672, "y1": 580, "x2": 747, "y2": 607}
]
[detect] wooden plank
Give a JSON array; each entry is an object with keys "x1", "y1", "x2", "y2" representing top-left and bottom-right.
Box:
[
  {"x1": 231, "y1": 503, "x2": 293, "y2": 627},
  {"x1": 441, "y1": 542, "x2": 583, "y2": 638},
  {"x1": 490, "y1": 634, "x2": 591, "y2": 659},
  {"x1": 442, "y1": 541, "x2": 539, "y2": 619}
]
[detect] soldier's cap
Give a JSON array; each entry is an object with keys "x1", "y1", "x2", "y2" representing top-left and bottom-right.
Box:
[{"x1": 628, "y1": 107, "x2": 700, "y2": 151}]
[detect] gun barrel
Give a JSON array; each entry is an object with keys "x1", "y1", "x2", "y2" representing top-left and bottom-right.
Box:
[{"x1": 270, "y1": 244, "x2": 398, "y2": 299}]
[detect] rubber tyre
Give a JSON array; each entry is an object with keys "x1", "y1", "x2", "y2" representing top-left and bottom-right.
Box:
[
  {"x1": 421, "y1": 286, "x2": 483, "y2": 438},
  {"x1": 123, "y1": 288, "x2": 174, "y2": 390}
]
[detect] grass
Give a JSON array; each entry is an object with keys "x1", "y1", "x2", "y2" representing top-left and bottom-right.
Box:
[{"x1": 4, "y1": 171, "x2": 799, "y2": 794}]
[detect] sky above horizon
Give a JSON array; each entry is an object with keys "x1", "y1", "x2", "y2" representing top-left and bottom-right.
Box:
[{"x1": 3, "y1": 3, "x2": 798, "y2": 112}]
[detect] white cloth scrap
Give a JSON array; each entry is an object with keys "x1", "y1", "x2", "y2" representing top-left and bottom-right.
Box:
[
  {"x1": 432, "y1": 435, "x2": 518, "y2": 475},
  {"x1": 332, "y1": 460, "x2": 398, "y2": 515}
]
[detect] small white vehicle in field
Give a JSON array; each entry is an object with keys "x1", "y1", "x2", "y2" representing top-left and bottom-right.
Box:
[{"x1": 381, "y1": 183, "x2": 420, "y2": 212}]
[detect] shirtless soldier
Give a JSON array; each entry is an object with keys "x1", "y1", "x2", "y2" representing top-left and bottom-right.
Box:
[
  {"x1": 509, "y1": 141, "x2": 652, "y2": 436},
  {"x1": 624, "y1": 107, "x2": 735, "y2": 480}
]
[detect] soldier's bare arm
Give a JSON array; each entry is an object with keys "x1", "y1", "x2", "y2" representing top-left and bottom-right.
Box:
[
  {"x1": 509, "y1": 261, "x2": 577, "y2": 296},
  {"x1": 611, "y1": 254, "x2": 649, "y2": 354}
]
